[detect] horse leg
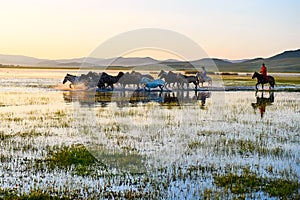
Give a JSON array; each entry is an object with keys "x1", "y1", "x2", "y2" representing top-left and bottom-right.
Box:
[
  {"x1": 164, "y1": 83, "x2": 169, "y2": 90},
  {"x1": 255, "y1": 83, "x2": 259, "y2": 90},
  {"x1": 159, "y1": 85, "x2": 163, "y2": 91},
  {"x1": 269, "y1": 80, "x2": 274, "y2": 89}
]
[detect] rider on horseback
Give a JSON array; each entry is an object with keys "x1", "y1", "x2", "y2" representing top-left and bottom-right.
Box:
[{"x1": 260, "y1": 63, "x2": 268, "y2": 81}]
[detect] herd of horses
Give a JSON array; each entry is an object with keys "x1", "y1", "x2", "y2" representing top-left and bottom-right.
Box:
[
  {"x1": 63, "y1": 70, "x2": 213, "y2": 91},
  {"x1": 63, "y1": 70, "x2": 276, "y2": 91}
]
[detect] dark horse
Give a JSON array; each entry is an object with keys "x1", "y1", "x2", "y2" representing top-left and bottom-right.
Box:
[
  {"x1": 177, "y1": 73, "x2": 199, "y2": 89},
  {"x1": 252, "y1": 72, "x2": 275, "y2": 90},
  {"x1": 99, "y1": 72, "x2": 124, "y2": 90},
  {"x1": 63, "y1": 73, "x2": 79, "y2": 88},
  {"x1": 63, "y1": 73, "x2": 91, "y2": 89}
]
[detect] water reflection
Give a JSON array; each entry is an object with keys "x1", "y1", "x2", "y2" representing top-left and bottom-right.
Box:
[
  {"x1": 251, "y1": 91, "x2": 274, "y2": 118},
  {"x1": 63, "y1": 90, "x2": 211, "y2": 107}
]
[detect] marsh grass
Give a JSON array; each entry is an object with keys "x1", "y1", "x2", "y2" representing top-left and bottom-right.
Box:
[
  {"x1": 0, "y1": 189, "x2": 71, "y2": 200},
  {"x1": 218, "y1": 138, "x2": 286, "y2": 157},
  {"x1": 0, "y1": 74, "x2": 299, "y2": 200},
  {"x1": 214, "y1": 168, "x2": 300, "y2": 199},
  {"x1": 46, "y1": 144, "x2": 102, "y2": 176}
]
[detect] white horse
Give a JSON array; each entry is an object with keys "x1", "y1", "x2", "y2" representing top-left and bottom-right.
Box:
[{"x1": 141, "y1": 77, "x2": 165, "y2": 91}]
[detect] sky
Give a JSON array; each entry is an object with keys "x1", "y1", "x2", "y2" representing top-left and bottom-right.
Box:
[{"x1": 0, "y1": 0, "x2": 299, "y2": 60}]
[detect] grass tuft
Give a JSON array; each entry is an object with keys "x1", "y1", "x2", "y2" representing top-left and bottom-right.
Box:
[
  {"x1": 46, "y1": 144, "x2": 100, "y2": 176},
  {"x1": 214, "y1": 168, "x2": 299, "y2": 199}
]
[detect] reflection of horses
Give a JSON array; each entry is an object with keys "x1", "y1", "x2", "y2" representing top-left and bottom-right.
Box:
[
  {"x1": 63, "y1": 91, "x2": 122, "y2": 107},
  {"x1": 163, "y1": 93, "x2": 180, "y2": 105},
  {"x1": 164, "y1": 91, "x2": 211, "y2": 106},
  {"x1": 63, "y1": 90, "x2": 211, "y2": 108},
  {"x1": 129, "y1": 90, "x2": 162, "y2": 104},
  {"x1": 251, "y1": 91, "x2": 274, "y2": 118},
  {"x1": 196, "y1": 91, "x2": 211, "y2": 106},
  {"x1": 252, "y1": 72, "x2": 275, "y2": 90}
]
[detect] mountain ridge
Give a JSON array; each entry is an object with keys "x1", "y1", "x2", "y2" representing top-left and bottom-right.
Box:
[{"x1": 0, "y1": 49, "x2": 299, "y2": 72}]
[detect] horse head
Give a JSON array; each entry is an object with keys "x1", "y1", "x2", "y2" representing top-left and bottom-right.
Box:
[
  {"x1": 158, "y1": 70, "x2": 167, "y2": 78},
  {"x1": 63, "y1": 74, "x2": 72, "y2": 84},
  {"x1": 141, "y1": 77, "x2": 150, "y2": 84},
  {"x1": 117, "y1": 71, "x2": 125, "y2": 78},
  {"x1": 252, "y1": 72, "x2": 259, "y2": 79},
  {"x1": 63, "y1": 76, "x2": 68, "y2": 84}
]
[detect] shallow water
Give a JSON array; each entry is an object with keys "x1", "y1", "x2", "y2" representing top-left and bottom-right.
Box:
[{"x1": 0, "y1": 69, "x2": 299, "y2": 199}]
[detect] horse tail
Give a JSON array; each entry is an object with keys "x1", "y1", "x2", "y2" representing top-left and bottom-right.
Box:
[{"x1": 270, "y1": 76, "x2": 276, "y2": 88}]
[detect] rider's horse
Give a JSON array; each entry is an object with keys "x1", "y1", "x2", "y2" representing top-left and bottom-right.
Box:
[
  {"x1": 252, "y1": 72, "x2": 275, "y2": 90},
  {"x1": 196, "y1": 72, "x2": 212, "y2": 87}
]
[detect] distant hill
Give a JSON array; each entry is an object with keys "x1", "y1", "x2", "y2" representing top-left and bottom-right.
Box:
[
  {"x1": 228, "y1": 50, "x2": 300, "y2": 72},
  {"x1": 0, "y1": 54, "x2": 45, "y2": 65},
  {"x1": 0, "y1": 49, "x2": 299, "y2": 72},
  {"x1": 268, "y1": 49, "x2": 300, "y2": 60}
]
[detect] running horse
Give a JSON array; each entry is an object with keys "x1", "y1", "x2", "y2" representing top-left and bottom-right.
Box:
[
  {"x1": 158, "y1": 70, "x2": 180, "y2": 88},
  {"x1": 141, "y1": 77, "x2": 165, "y2": 91},
  {"x1": 252, "y1": 72, "x2": 275, "y2": 90},
  {"x1": 63, "y1": 73, "x2": 80, "y2": 89}
]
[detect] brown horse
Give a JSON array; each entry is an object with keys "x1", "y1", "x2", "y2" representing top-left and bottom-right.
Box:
[
  {"x1": 158, "y1": 70, "x2": 180, "y2": 88},
  {"x1": 252, "y1": 72, "x2": 275, "y2": 90}
]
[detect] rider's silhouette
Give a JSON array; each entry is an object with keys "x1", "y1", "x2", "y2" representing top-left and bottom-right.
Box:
[{"x1": 260, "y1": 63, "x2": 268, "y2": 81}]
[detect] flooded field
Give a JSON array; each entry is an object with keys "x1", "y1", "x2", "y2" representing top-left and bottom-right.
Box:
[{"x1": 0, "y1": 69, "x2": 299, "y2": 199}]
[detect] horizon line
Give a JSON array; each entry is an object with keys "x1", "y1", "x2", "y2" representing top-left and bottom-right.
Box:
[{"x1": 0, "y1": 48, "x2": 299, "y2": 61}]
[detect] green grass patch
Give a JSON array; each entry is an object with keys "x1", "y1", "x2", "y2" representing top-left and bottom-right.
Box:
[
  {"x1": 46, "y1": 144, "x2": 100, "y2": 176},
  {"x1": 220, "y1": 138, "x2": 286, "y2": 157},
  {"x1": 90, "y1": 147, "x2": 146, "y2": 174},
  {"x1": 0, "y1": 189, "x2": 71, "y2": 200},
  {"x1": 214, "y1": 168, "x2": 300, "y2": 199}
]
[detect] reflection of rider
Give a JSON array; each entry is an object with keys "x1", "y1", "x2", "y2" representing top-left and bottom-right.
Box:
[
  {"x1": 201, "y1": 66, "x2": 207, "y2": 78},
  {"x1": 259, "y1": 102, "x2": 266, "y2": 118},
  {"x1": 251, "y1": 92, "x2": 274, "y2": 118},
  {"x1": 260, "y1": 63, "x2": 268, "y2": 81}
]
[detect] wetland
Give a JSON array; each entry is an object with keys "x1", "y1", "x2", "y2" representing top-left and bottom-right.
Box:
[{"x1": 0, "y1": 68, "x2": 299, "y2": 199}]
